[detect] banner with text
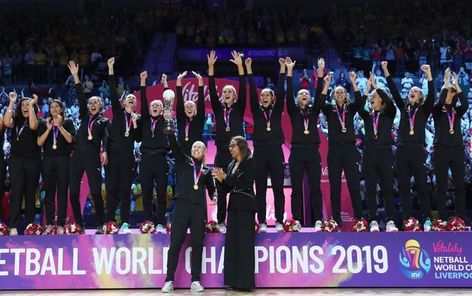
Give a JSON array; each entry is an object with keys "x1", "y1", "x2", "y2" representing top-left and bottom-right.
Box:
[{"x1": 0, "y1": 233, "x2": 471, "y2": 289}]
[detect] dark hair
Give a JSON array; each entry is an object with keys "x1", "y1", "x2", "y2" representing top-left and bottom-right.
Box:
[
  {"x1": 231, "y1": 135, "x2": 251, "y2": 161},
  {"x1": 48, "y1": 99, "x2": 65, "y2": 118},
  {"x1": 13, "y1": 97, "x2": 39, "y2": 125}
]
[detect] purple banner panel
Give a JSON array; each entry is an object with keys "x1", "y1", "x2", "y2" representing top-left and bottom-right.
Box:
[
  {"x1": 177, "y1": 47, "x2": 305, "y2": 62},
  {"x1": 0, "y1": 232, "x2": 471, "y2": 289}
]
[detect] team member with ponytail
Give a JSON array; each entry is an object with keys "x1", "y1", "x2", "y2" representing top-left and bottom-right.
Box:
[
  {"x1": 432, "y1": 68, "x2": 468, "y2": 224},
  {"x1": 319, "y1": 62, "x2": 365, "y2": 229},
  {"x1": 358, "y1": 73, "x2": 398, "y2": 232},
  {"x1": 207, "y1": 50, "x2": 246, "y2": 233},
  {"x1": 105, "y1": 57, "x2": 139, "y2": 234},
  {"x1": 37, "y1": 99, "x2": 75, "y2": 234},
  {"x1": 138, "y1": 71, "x2": 169, "y2": 233},
  {"x1": 247, "y1": 57, "x2": 286, "y2": 232},
  {"x1": 4, "y1": 92, "x2": 40, "y2": 235},
  {"x1": 68, "y1": 61, "x2": 109, "y2": 234},
  {"x1": 382, "y1": 61, "x2": 434, "y2": 231},
  {"x1": 286, "y1": 57, "x2": 324, "y2": 231}
]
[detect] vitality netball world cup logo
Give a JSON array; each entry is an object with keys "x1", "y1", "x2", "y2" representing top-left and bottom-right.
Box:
[{"x1": 399, "y1": 239, "x2": 431, "y2": 279}]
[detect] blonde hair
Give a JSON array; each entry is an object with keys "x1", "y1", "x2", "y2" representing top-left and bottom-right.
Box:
[
  {"x1": 192, "y1": 141, "x2": 207, "y2": 165},
  {"x1": 220, "y1": 85, "x2": 238, "y2": 102}
]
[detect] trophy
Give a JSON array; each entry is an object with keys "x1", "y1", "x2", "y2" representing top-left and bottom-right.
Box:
[{"x1": 162, "y1": 89, "x2": 175, "y2": 135}]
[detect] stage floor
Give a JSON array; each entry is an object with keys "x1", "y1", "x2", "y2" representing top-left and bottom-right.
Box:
[{"x1": 2, "y1": 288, "x2": 472, "y2": 295}]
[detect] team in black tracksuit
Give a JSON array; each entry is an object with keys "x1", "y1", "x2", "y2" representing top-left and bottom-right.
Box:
[
  {"x1": 432, "y1": 70, "x2": 468, "y2": 222},
  {"x1": 286, "y1": 58, "x2": 323, "y2": 226},
  {"x1": 175, "y1": 72, "x2": 205, "y2": 156},
  {"x1": 319, "y1": 71, "x2": 364, "y2": 225},
  {"x1": 247, "y1": 58, "x2": 286, "y2": 227},
  {"x1": 208, "y1": 50, "x2": 246, "y2": 227},
  {"x1": 358, "y1": 81, "x2": 397, "y2": 225},
  {"x1": 138, "y1": 72, "x2": 169, "y2": 226},
  {"x1": 384, "y1": 62, "x2": 434, "y2": 224},
  {"x1": 5, "y1": 94, "x2": 41, "y2": 232},
  {"x1": 165, "y1": 133, "x2": 216, "y2": 284},
  {"x1": 105, "y1": 59, "x2": 138, "y2": 227},
  {"x1": 68, "y1": 61, "x2": 109, "y2": 231},
  {"x1": 37, "y1": 100, "x2": 75, "y2": 230}
]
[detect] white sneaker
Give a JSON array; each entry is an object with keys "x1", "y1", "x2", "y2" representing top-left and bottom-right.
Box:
[
  {"x1": 161, "y1": 281, "x2": 174, "y2": 293},
  {"x1": 275, "y1": 222, "x2": 284, "y2": 232},
  {"x1": 218, "y1": 223, "x2": 226, "y2": 233},
  {"x1": 314, "y1": 220, "x2": 323, "y2": 232},
  {"x1": 43, "y1": 225, "x2": 54, "y2": 235},
  {"x1": 259, "y1": 223, "x2": 267, "y2": 232},
  {"x1": 120, "y1": 222, "x2": 132, "y2": 234},
  {"x1": 190, "y1": 281, "x2": 204, "y2": 292},
  {"x1": 423, "y1": 219, "x2": 432, "y2": 232},
  {"x1": 156, "y1": 224, "x2": 167, "y2": 234},
  {"x1": 294, "y1": 220, "x2": 302, "y2": 232},
  {"x1": 386, "y1": 220, "x2": 398, "y2": 232},
  {"x1": 369, "y1": 220, "x2": 380, "y2": 232},
  {"x1": 56, "y1": 226, "x2": 65, "y2": 235},
  {"x1": 10, "y1": 228, "x2": 18, "y2": 236}
]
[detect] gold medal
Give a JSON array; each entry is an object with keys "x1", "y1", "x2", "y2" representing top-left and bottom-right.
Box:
[
  {"x1": 185, "y1": 137, "x2": 189, "y2": 141},
  {"x1": 87, "y1": 134, "x2": 93, "y2": 140},
  {"x1": 266, "y1": 126, "x2": 271, "y2": 132},
  {"x1": 409, "y1": 129, "x2": 414, "y2": 136},
  {"x1": 373, "y1": 134, "x2": 378, "y2": 139},
  {"x1": 16, "y1": 137, "x2": 19, "y2": 141},
  {"x1": 193, "y1": 184, "x2": 199, "y2": 190},
  {"x1": 341, "y1": 127, "x2": 347, "y2": 133},
  {"x1": 225, "y1": 126, "x2": 230, "y2": 132},
  {"x1": 449, "y1": 128, "x2": 454, "y2": 135},
  {"x1": 52, "y1": 144, "x2": 57, "y2": 150},
  {"x1": 125, "y1": 131, "x2": 129, "y2": 137},
  {"x1": 304, "y1": 129, "x2": 309, "y2": 135}
]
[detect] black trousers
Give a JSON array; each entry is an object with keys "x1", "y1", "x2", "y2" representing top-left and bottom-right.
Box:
[
  {"x1": 0, "y1": 156, "x2": 6, "y2": 222},
  {"x1": 254, "y1": 145, "x2": 285, "y2": 224},
  {"x1": 140, "y1": 152, "x2": 168, "y2": 225},
  {"x1": 105, "y1": 149, "x2": 135, "y2": 224},
  {"x1": 328, "y1": 143, "x2": 363, "y2": 223},
  {"x1": 289, "y1": 146, "x2": 322, "y2": 223},
  {"x1": 42, "y1": 155, "x2": 70, "y2": 226},
  {"x1": 224, "y1": 208, "x2": 255, "y2": 290},
  {"x1": 362, "y1": 148, "x2": 395, "y2": 222},
  {"x1": 433, "y1": 146, "x2": 466, "y2": 220},
  {"x1": 9, "y1": 156, "x2": 40, "y2": 227},
  {"x1": 395, "y1": 145, "x2": 431, "y2": 221},
  {"x1": 69, "y1": 150, "x2": 104, "y2": 226},
  {"x1": 165, "y1": 199, "x2": 206, "y2": 282},
  {"x1": 214, "y1": 147, "x2": 232, "y2": 224}
]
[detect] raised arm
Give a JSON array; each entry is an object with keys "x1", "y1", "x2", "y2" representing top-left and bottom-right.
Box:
[
  {"x1": 382, "y1": 61, "x2": 404, "y2": 109},
  {"x1": 319, "y1": 73, "x2": 331, "y2": 114},
  {"x1": 274, "y1": 58, "x2": 286, "y2": 113},
  {"x1": 246, "y1": 58, "x2": 259, "y2": 114},
  {"x1": 28, "y1": 94, "x2": 39, "y2": 131},
  {"x1": 285, "y1": 57, "x2": 297, "y2": 115},
  {"x1": 421, "y1": 64, "x2": 434, "y2": 114},
  {"x1": 454, "y1": 72, "x2": 468, "y2": 115},
  {"x1": 140, "y1": 71, "x2": 150, "y2": 120},
  {"x1": 107, "y1": 57, "x2": 120, "y2": 114},
  {"x1": 313, "y1": 58, "x2": 326, "y2": 112},
  {"x1": 348, "y1": 71, "x2": 364, "y2": 111},
  {"x1": 168, "y1": 132, "x2": 185, "y2": 163},
  {"x1": 176, "y1": 71, "x2": 188, "y2": 120},
  {"x1": 193, "y1": 71, "x2": 205, "y2": 122},
  {"x1": 4, "y1": 92, "x2": 17, "y2": 128},
  {"x1": 68, "y1": 61, "x2": 88, "y2": 120},
  {"x1": 230, "y1": 51, "x2": 246, "y2": 113},
  {"x1": 207, "y1": 50, "x2": 221, "y2": 112}
]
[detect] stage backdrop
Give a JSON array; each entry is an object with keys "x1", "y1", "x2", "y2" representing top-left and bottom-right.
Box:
[
  {"x1": 73, "y1": 78, "x2": 355, "y2": 229},
  {"x1": 0, "y1": 232, "x2": 471, "y2": 289}
]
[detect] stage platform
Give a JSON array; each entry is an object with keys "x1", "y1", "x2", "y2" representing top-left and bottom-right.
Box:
[{"x1": 0, "y1": 231, "x2": 471, "y2": 290}]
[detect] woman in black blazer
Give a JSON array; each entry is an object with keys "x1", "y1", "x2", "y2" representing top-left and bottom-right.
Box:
[{"x1": 213, "y1": 136, "x2": 256, "y2": 291}]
